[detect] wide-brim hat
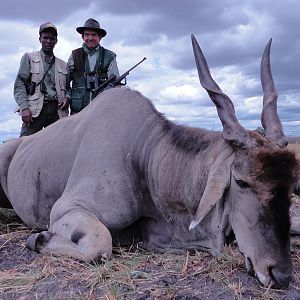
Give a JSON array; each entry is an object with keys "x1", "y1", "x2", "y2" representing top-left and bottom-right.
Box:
[{"x1": 76, "y1": 18, "x2": 107, "y2": 37}]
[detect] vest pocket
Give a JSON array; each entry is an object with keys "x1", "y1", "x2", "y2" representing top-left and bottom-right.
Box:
[
  {"x1": 30, "y1": 60, "x2": 40, "y2": 83},
  {"x1": 27, "y1": 94, "x2": 41, "y2": 116},
  {"x1": 57, "y1": 66, "x2": 67, "y2": 74},
  {"x1": 71, "y1": 87, "x2": 85, "y2": 98},
  {"x1": 70, "y1": 87, "x2": 85, "y2": 111},
  {"x1": 57, "y1": 67, "x2": 67, "y2": 77},
  {"x1": 58, "y1": 69, "x2": 67, "y2": 90}
]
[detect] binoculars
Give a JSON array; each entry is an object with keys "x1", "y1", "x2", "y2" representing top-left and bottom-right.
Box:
[
  {"x1": 85, "y1": 72, "x2": 108, "y2": 91},
  {"x1": 86, "y1": 72, "x2": 99, "y2": 91}
]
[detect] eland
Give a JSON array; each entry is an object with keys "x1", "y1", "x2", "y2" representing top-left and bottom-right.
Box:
[{"x1": 0, "y1": 35, "x2": 298, "y2": 288}]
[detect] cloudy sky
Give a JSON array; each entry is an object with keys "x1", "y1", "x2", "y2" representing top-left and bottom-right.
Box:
[{"x1": 0, "y1": 0, "x2": 299, "y2": 141}]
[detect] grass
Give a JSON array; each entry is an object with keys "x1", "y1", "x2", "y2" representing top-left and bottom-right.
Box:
[{"x1": 0, "y1": 199, "x2": 300, "y2": 299}]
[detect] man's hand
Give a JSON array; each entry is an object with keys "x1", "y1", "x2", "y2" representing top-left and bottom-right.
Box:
[
  {"x1": 21, "y1": 108, "x2": 32, "y2": 124},
  {"x1": 58, "y1": 97, "x2": 69, "y2": 110}
]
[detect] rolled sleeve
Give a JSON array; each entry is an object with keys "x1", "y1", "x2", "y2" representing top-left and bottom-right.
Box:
[{"x1": 108, "y1": 56, "x2": 120, "y2": 78}]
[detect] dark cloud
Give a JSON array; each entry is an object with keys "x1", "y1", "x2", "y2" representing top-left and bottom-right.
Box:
[
  {"x1": 104, "y1": 0, "x2": 248, "y2": 35},
  {"x1": 0, "y1": 0, "x2": 92, "y2": 23}
]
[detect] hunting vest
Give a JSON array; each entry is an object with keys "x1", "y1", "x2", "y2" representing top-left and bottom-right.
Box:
[
  {"x1": 27, "y1": 51, "x2": 68, "y2": 118},
  {"x1": 70, "y1": 46, "x2": 116, "y2": 113}
]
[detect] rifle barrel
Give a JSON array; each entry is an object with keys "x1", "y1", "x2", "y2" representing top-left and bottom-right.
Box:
[
  {"x1": 91, "y1": 57, "x2": 147, "y2": 94},
  {"x1": 126, "y1": 57, "x2": 147, "y2": 73}
]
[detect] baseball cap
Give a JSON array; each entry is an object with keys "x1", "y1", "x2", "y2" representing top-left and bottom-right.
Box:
[{"x1": 39, "y1": 22, "x2": 58, "y2": 35}]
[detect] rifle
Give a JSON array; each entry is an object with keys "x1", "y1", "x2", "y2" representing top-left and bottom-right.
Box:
[{"x1": 91, "y1": 57, "x2": 147, "y2": 95}]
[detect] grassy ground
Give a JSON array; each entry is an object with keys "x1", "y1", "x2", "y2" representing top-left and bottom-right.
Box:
[{"x1": 0, "y1": 202, "x2": 300, "y2": 300}]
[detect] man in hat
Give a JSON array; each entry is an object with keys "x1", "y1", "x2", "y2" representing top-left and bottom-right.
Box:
[
  {"x1": 67, "y1": 18, "x2": 119, "y2": 114},
  {"x1": 14, "y1": 22, "x2": 69, "y2": 137}
]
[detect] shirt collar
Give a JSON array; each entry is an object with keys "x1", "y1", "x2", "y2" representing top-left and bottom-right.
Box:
[
  {"x1": 40, "y1": 49, "x2": 55, "y2": 62},
  {"x1": 82, "y1": 43, "x2": 100, "y2": 55}
]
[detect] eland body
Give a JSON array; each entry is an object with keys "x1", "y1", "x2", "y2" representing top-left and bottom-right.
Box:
[{"x1": 0, "y1": 36, "x2": 298, "y2": 288}]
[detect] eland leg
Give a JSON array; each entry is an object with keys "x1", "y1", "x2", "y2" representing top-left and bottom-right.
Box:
[
  {"x1": 290, "y1": 217, "x2": 300, "y2": 235},
  {"x1": 26, "y1": 209, "x2": 112, "y2": 262}
]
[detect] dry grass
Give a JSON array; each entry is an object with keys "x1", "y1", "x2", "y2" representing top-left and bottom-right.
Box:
[{"x1": 0, "y1": 204, "x2": 300, "y2": 299}]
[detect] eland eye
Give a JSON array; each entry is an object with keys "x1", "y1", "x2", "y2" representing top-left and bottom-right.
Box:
[{"x1": 235, "y1": 178, "x2": 250, "y2": 188}]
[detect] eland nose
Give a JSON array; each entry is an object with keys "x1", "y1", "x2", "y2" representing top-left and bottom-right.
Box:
[{"x1": 269, "y1": 265, "x2": 292, "y2": 289}]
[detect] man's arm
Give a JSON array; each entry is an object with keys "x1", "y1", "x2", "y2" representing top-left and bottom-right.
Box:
[
  {"x1": 107, "y1": 56, "x2": 120, "y2": 78},
  {"x1": 14, "y1": 53, "x2": 30, "y2": 111},
  {"x1": 14, "y1": 53, "x2": 32, "y2": 123}
]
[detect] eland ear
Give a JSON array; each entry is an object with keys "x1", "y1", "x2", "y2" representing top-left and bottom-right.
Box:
[{"x1": 189, "y1": 147, "x2": 235, "y2": 230}]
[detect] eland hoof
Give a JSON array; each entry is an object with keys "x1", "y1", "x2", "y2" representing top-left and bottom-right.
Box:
[{"x1": 26, "y1": 231, "x2": 54, "y2": 253}]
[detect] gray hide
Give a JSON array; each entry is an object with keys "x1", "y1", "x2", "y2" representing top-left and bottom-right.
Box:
[
  {"x1": 287, "y1": 139, "x2": 300, "y2": 235},
  {"x1": 0, "y1": 36, "x2": 298, "y2": 289}
]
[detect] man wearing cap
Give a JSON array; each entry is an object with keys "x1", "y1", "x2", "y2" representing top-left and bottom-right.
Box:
[
  {"x1": 67, "y1": 18, "x2": 119, "y2": 114},
  {"x1": 14, "y1": 22, "x2": 69, "y2": 137}
]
